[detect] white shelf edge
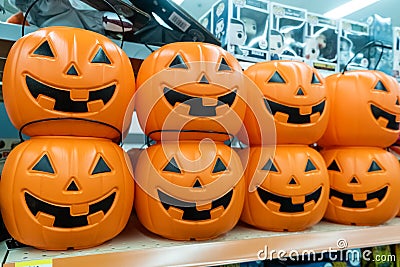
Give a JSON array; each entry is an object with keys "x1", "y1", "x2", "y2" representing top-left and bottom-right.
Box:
[{"x1": 3, "y1": 216, "x2": 400, "y2": 267}]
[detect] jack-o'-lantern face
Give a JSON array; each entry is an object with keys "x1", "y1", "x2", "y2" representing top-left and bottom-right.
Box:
[
  {"x1": 134, "y1": 141, "x2": 245, "y2": 240},
  {"x1": 135, "y1": 42, "x2": 247, "y2": 141},
  {"x1": 318, "y1": 70, "x2": 400, "y2": 147},
  {"x1": 240, "y1": 146, "x2": 329, "y2": 231},
  {"x1": 2, "y1": 26, "x2": 135, "y2": 142},
  {"x1": 321, "y1": 147, "x2": 400, "y2": 225},
  {"x1": 242, "y1": 60, "x2": 328, "y2": 145},
  {"x1": 0, "y1": 137, "x2": 134, "y2": 250}
]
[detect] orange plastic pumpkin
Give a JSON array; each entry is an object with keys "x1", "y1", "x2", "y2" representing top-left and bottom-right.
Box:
[
  {"x1": 318, "y1": 70, "x2": 400, "y2": 148},
  {"x1": 134, "y1": 141, "x2": 245, "y2": 240},
  {"x1": 242, "y1": 60, "x2": 328, "y2": 145},
  {"x1": 240, "y1": 145, "x2": 329, "y2": 231},
  {"x1": 135, "y1": 42, "x2": 247, "y2": 141},
  {"x1": 321, "y1": 147, "x2": 400, "y2": 226},
  {"x1": 2, "y1": 26, "x2": 135, "y2": 143},
  {"x1": 0, "y1": 137, "x2": 134, "y2": 250}
]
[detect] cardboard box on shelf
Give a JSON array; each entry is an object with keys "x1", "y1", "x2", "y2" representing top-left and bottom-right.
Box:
[
  {"x1": 338, "y1": 19, "x2": 369, "y2": 72},
  {"x1": 199, "y1": 0, "x2": 270, "y2": 62},
  {"x1": 305, "y1": 13, "x2": 338, "y2": 76},
  {"x1": 269, "y1": 2, "x2": 307, "y2": 62}
]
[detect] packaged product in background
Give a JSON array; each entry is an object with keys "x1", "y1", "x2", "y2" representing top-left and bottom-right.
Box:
[
  {"x1": 305, "y1": 12, "x2": 339, "y2": 76},
  {"x1": 269, "y1": 3, "x2": 307, "y2": 62},
  {"x1": 366, "y1": 14, "x2": 393, "y2": 76},
  {"x1": 338, "y1": 19, "x2": 369, "y2": 72},
  {"x1": 199, "y1": 0, "x2": 270, "y2": 62}
]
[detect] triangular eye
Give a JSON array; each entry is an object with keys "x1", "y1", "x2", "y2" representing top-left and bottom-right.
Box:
[
  {"x1": 305, "y1": 159, "x2": 317, "y2": 172},
  {"x1": 311, "y1": 73, "x2": 321, "y2": 84},
  {"x1": 212, "y1": 158, "x2": 227, "y2": 173},
  {"x1": 368, "y1": 160, "x2": 383, "y2": 172},
  {"x1": 33, "y1": 40, "x2": 54, "y2": 57},
  {"x1": 262, "y1": 159, "x2": 279, "y2": 172},
  {"x1": 327, "y1": 160, "x2": 341, "y2": 172},
  {"x1": 32, "y1": 154, "x2": 55, "y2": 174},
  {"x1": 91, "y1": 47, "x2": 111, "y2": 64},
  {"x1": 374, "y1": 81, "x2": 388, "y2": 92},
  {"x1": 163, "y1": 157, "x2": 181, "y2": 173},
  {"x1": 396, "y1": 98, "x2": 400, "y2": 105},
  {"x1": 169, "y1": 54, "x2": 188, "y2": 69},
  {"x1": 217, "y1": 57, "x2": 232, "y2": 71},
  {"x1": 267, "y1": 71, "x2": 286, "y2": 83},
  {"x1": 92, "y1": 156, "x2": 112, "y2": 174}
]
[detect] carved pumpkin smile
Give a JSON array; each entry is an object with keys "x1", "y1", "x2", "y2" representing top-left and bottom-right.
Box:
[
  {"x1": 26, "y1": 75, "x2": 116, "y2": 113},
  {"x1": 157, "y1": 189, "x2": 233, "y2": 221},
  {"x1": 257, "y1": 186, "x2": 322, "y2": 213},
  {"x1": 265, "y1": 98, "x2": 326, "y2": 124},
  {"x1": 370, "y1": 104, "x2": 400, "y2": 130},
  {"x1": 330, "y1": 186, "x2": 388, "y2": 209},
  {"x1": 163, "y1": 87, "x2": 237, "y2": 116},
  {"x1": 25, "y1": 191, "x2": 116, "y2": 228}
]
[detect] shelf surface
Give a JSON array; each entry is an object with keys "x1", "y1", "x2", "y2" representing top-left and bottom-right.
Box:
[{"x1": 3, "y1": 216, "x2": 400, "y2": 267}]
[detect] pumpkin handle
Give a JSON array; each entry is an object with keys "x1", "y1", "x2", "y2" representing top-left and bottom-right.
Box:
[
  {"x1": 21, "y1": 0, "x2": 126, "y2": 49},
  {"x1": 342, "y1": 40, "x2": 387, "y2": 73}
]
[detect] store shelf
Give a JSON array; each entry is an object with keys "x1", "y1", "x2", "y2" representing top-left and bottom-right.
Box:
[{"x1": 2, "y1": 216, "x2": 400, "y2": 267}]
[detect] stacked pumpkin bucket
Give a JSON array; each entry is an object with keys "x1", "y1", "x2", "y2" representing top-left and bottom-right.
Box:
[
  {"x1": 0, "y1": 27, "x2": 136, "y2": 249},
  {"x1": 1, "y1": 24, "x2": 400, "y2": 250}
]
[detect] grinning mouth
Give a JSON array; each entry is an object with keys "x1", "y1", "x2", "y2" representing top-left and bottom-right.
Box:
[
  {"x1": 257, "y1": 186, "x2": 322, "y2": 213},
  {"x1": 163, "y1": 87, "x2": 236, "y2": 116},
  {"x1": 26, "y1": 75, "x2": 116, "y2": 113},
  {"x1": 25, "y1": 191, "x2": 116, "y2": 228},
  {"x1": 264, "y1": 99, "x2": 325, "y2": 124},
  {"x1": 370, "y1": 104, "x2": 399, "y2": 130},
  {"x1": 157, "y1": 189, "x2": 233, "y2": 221},
  {"x1": 330, "y1": 186, "x2": 388, "y2": 208}
]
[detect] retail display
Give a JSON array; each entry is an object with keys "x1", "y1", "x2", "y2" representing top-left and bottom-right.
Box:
[
  {"x1": 242, "y1": 60, "x2": 328, "y2": 145},
  {"x1": 0, "y1": 137, "x2": 134, "y2": 250},
  {"x1": 318, "y1": 70, "x2": 400, "y2": 148},
  {"x1": 200, "y1": 0, "x2": 270, "y2": 62},
  {"x1": 338, "y1": 19, "x2": 369, "y2": 72},
  {"x1": 393, "y1": 27, "x2": 400, "y2": 82},
  {"x1": 240, "y1": 145, "x2": 329, "y2": 232},
  {"x1": 2, "y1": 26, "x2": 136, "y2": 143},
  {"x1": 321, "y1": 147, "x2": 400, "y2": 226},
  {"x1": 134, "y1": 141, "x2": 245, "y2": 240},
  {"x1": 269, "y1": 3, "x2": 307, "y2": 61},
  {"x1": 135, "y1": 41, "x2": 246, "y2": 142},
  {"x1": 305, "y1": 13, "x2": 338, "y2": 75}
]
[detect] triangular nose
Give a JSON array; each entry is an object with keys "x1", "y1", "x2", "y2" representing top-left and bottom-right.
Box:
[
  {"x1": 66, "y1": 179, "x2": 80, "y2": 191},
  {"x1": 193, "y1": 179, "x2": 203, "y2": 188},
  {"x1": 199, "y1": 74, "x2": 209, "y2": 84},
  {"x1": 288, "y1": 176, "x2": 298, "y2": 185},
  {"x1": 296, "y1": 88, "x2": 305, "y2": 96},
  {"x1": 67, "y1": 65, "x2": 79, "y2": 76},
  {"x1": 350, "y1": 176, "x2": 359, "y2": 184}
]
